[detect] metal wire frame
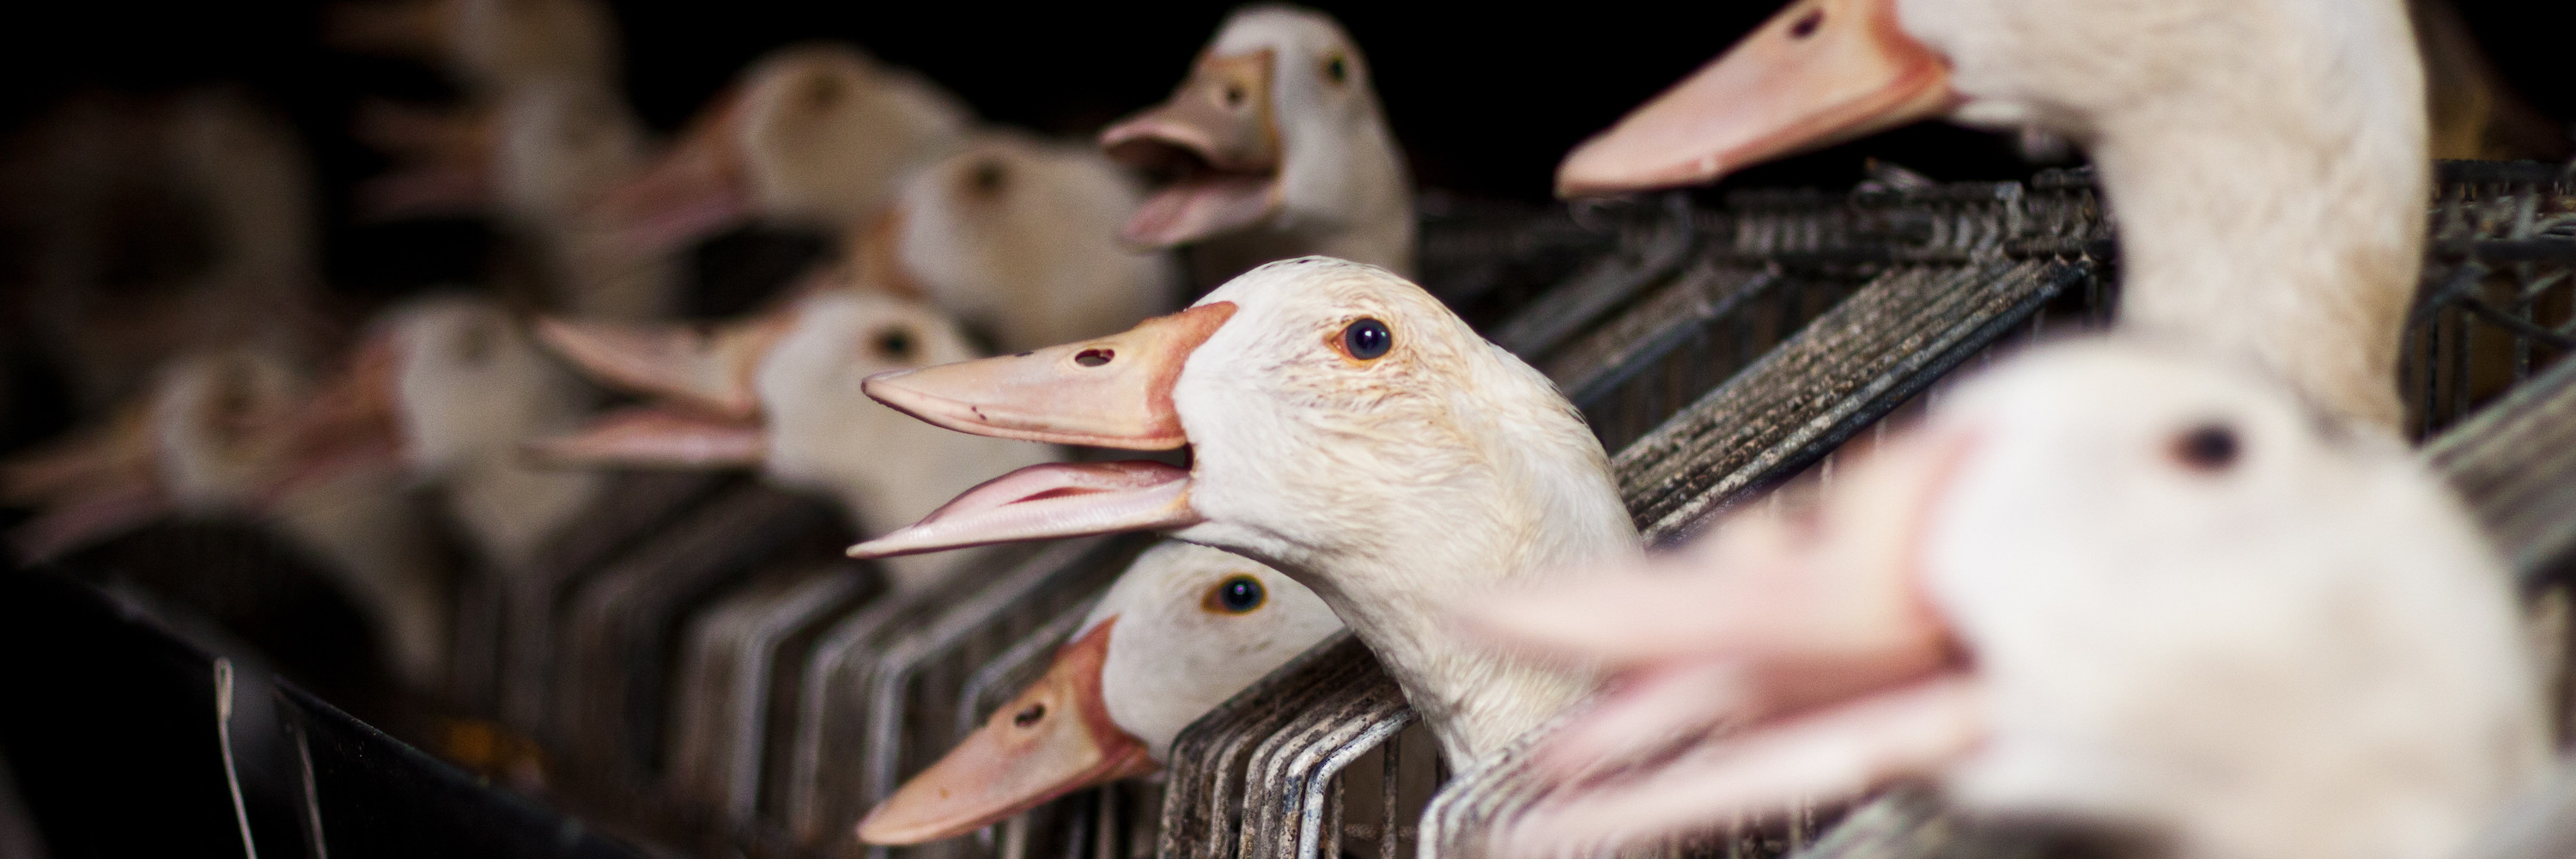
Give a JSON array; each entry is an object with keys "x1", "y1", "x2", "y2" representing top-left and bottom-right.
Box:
[{"x1": 2404, "y1": 161, "x2": 2576, "y2": 439}]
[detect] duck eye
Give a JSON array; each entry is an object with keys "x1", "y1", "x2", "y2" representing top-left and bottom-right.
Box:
[
  {"x1": 1323, "y1": 55, "x2": 1348, "y2": 85},
  {"x1": 1074, "y1": 348, "x2": 1114, "y2": 367},
  {"x1": 1205, "y1": 575, "x2": 1266, "y2": 614},
  {"x1": 1223, "y1": 83, "x2": 1247, "y2": 109},
  {"x1": 1012, "y1": 703, "x2": 1046, "y2": 728},
  {"x1": 806, "y1": 74, "x2": 841, "y2": 107},
  {"x1": 2171, "y1": 423, "x2": 2240, "y2": 473},
  {"x1": 969, "y1": 159, "x2": 1009, "y2": 196},
  {"x1": 872, "y1": 327, "x2": 914, "y2": 362},
  {"x1": 1340, "y1": 318, "x2": 1391, "y2": 360},
  {"x1": 458, "y1": 325, "x2": 495, "y2": 365},
  {"x1": 1789, "y1": 9, "x2": 1824, "y2": 38}
]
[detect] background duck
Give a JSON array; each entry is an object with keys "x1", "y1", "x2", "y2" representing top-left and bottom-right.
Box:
[
  {"x1": 1467, "y1": 339, "x2": 2549, "y2": 859},
  {"x1": 1102, "y1": 6, "x2": 1414, "y2": 285},
  {"x1": 851, "y1": 257, "x2": 1637, "y2": 765},
  {"x1": 856, "y1": 540, "x2": 1340, "y2": 845},
  {"x1": 1556, "y1": 0, "x2": 2435, "y2": 432}
]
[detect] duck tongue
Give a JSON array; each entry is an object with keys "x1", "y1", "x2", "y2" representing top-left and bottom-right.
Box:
[
  {"x1": 848, "y1": 461, "x2": 1200, "y2": 559},
  {"x1": 526, "y1": 405, "x2": 767, "y2": 468},
  {"x1": 1555, "y1": 0, "x2": 1959, "y2": 198},
  {"x1": 855, "y1": 619, "x2": 1154, "y2": 844},
  {"x1": 1121, "y1": 171, "x2": 1277, "y2": 249},
  {"x1": 591, "y1": 87, "x2": 753, "y2": 253}
]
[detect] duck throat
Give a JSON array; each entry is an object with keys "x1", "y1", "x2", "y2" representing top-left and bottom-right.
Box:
[{"x1": 2086, "y1": 55, "x2": 2427, "y2": 432}]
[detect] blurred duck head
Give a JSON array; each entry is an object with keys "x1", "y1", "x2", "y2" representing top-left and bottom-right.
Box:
[
  {"x1": 1464, "y1": 339, "x2": 2544, "y2": 859},
  {"x1": 856, "y1": 542, "x2": 1340, "y2": 844},
  {"x1": 594, "y1": 43, "x2": 972, "y2": 252},
  {"x1": 1101, "y1": 6, "x2": 1411, "y2": 270}
]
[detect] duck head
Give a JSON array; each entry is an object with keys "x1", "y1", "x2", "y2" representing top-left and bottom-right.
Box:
[
  {"x1": 856, "y1": 541, "x2": 1340, "y2": 844},
  {"x1": 325, "y1": 0, "x2": 619, "y2": 92},
  {"x1": 1468, "y1": 339, "x2": 2543, "y2": 859},
  {"x1": 537, "y1": 290, "x2": 1053, "y2": 591},
  {"x1": 597, "y1": 43, "x2": 972, "y2": 252},
  {"x1": 854, "y1": 256, "x2": 1633, "y2": 759},
  {"x1": 1103, "y1": 6, "x2": 1413, "y2": 274}
]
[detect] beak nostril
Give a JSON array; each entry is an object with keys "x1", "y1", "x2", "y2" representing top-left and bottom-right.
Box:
[
  {"x1": 1013, "y1": 703, "x2": 1046, "y2": 728},
  {"x1": 1789, "y1": 9, "x2": 1824, "y2": 38},
  {"x1": 1223, "y1": 85, "x2": 1246, "y2": 108},
  {"x1": 1074, "y1": 349, "x2": 1115, "y2": 368}
]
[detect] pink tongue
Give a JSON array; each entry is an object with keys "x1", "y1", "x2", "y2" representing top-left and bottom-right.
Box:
[
  {"x1": 849, "y1": 460, "x2": 1200, "y2": 558},
  {"x1": 1121, "y1": 174, "x2": 1275, "y2": 248}
]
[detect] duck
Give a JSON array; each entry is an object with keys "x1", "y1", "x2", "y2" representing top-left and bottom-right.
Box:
[
  {"x1": 488, "y1": 75, "x2": 675, "y2": 319},
  {"x1": 1554, "y1": 0, "x2": 2431, "y2": 431},
  {"x1": 324, "y1": 0, "x2": 620, "y2": 94},
  {"x1": 3, "y1": 347, "x2": 455, "y2": 691},
  {"x1": 1102, "y1": 6, "x2": 1415, "y2": 283},
  {"x1": 850, "y1": 256, "x2": 1640, "y2": 765},
  {"x1": 854, "y1": 540, "x2": 1341, "y2": 845},
  {"x1": 1460, "y1": 338, "x2": 2549, "y2": 859},
  {"x1": 593, "y1": 42, "x2": 973, "y2": 253},
  {"x1": 532, "y1": 289, "x2": 1057, "y2": 593}
]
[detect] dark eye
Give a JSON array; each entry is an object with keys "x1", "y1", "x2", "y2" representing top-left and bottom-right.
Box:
[
  {"x1": 872, "y1": 326, "x2": 914, "y2": 362},
  {"x1": 1223, "y1": 83, "x2": 1247, "y2": 108},
  {"x1": 806, "y1": 74, "x2": 841, "y2": 107},
  {"x1": 458, "y1": 325, "x2": 495, "y2": 365},
  {"x1": 2172, "y1": 423, "x2": 2240, "y2": 472},
  {"x1": 1012, "y1": 703, "x2": 1045, "y2": 728},
  {"x1": 1323, "y1": 54, "x2": 1348, "y2": 85},
  {"x1": 1789, "y1": 9, "x2": 1824, "y2": 38},
  {"x1": 969, "y1": 159, "x2": 1009, "y2": 197},
  {"x1": 1340, "y1": 318, "x2": 1391, "y2": 360},
  {"x1": 1205, "y1": 575, "x2": 1266, "y2": 614}
]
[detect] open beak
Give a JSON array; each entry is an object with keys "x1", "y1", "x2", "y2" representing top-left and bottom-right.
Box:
[
  {"x1": 264, "y1": 335, "x2": 408, "y2": 504},
  {"x1": 1101, "y1": 50, "x2": 1283, "y2": 248},
  {"x1": 534, "y1": 309, "x2": 792, "y2": 422},
  {"x1": 1554, "y1": 0, "x2": 1958, "y2": 198},
  {"x1": 1461, "y1": 428, "x2": 1985, "y2": 854},
  {"x1": 352, "y1": 100, "x2": 495, "y2": 220},
  {"x1": 856, "y1": 619, "x2": 1154, "y2": 844},
  {"x1": 526, "y1": 405, "x2": 767, "y2": 469},
  {"x1": 848, "y1": 302, "x2": 1236, "y2": 558},
  {"x1": 592, "y1": 88, "x2": 753, "y2": 253},
  {"x1": 3, "y1": 405, "x2": 169, "y2": 563}
]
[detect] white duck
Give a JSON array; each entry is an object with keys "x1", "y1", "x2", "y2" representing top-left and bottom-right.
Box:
[
  {"x1": 3, "y1": 347, "x2": 455, "y2": 690},
  {"x1": 850, "y1": 257, "x2": 1639, "y2": 764},
  {"x1": 595, "y1": 41, "x2": 973, "y2": 252},
  {"x1": 1555, "y1": 0, "x2": 2430, "y2": 431},
  {"x1": 855, "y1": 540, "x2": 1341, "y2": 845},
  {"x1": 1103, "y1": 6, "x2": 1415, "y2": 282},
  {"x1": 1462, "y1": 339, "x2": 2549, "y2": 859},
  {"x1": 533, "y1": 289, "x2": 1057, "y2": 593},
  {"x1": 489, "y1": 76, "x2": 675, "y2": 320}
]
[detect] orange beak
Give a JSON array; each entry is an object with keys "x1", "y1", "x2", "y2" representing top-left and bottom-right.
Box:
[
  {"x1": 525, "y1": 405, "x2": 767, "y2": 469},
  {"x1": 1100, "y1": 50, "x2": 1284, "y2": 248},
  {"x1": 847, "y1": 302, "x2": 1237, "y2": 559},
  {"x1": 856, "y1": 619, "x2": 1154, "y2": 844},
  {"x1": 592, "y1": 87, "x2": 754, "y2": 253},
  {"x1": 1554, "y1": 0, "x2": 1958, "y2": 198},
  {"x1": 533, "y1": 308, "x2": 794, "y2": 423}
]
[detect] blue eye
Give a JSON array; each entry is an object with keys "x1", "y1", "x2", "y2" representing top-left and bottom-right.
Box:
[
  {"x1": 1206, "y1": 575, "x2": 1266, "y2": 613},
  {"x1": 1341, "y1": 318, "x2": 1391, "y2": 360}
]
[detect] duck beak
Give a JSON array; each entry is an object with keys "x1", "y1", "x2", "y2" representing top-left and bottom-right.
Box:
[
  {"x1": 268, "y1": 334, "x2": 406, "y2": 499},
  {"x1": 592, "y1": 88, "x2": 753, "y2": 253},
  {"x1": 534, "y1": 309, "x2": 793, "y2": 422},
  {"x1": 1101, "y1": 50, "x2": 1283, "y2": 247},
  {"x1": 1460, "y1": 428, "x2": 1985, "y2": 853},
  {"x1": 323, "y1": 0, "x2": 457, "y2": 60},
  {"x1": 351, "y1": 100, "x2": 495, "y2": 220},
  {"x1": 848, "y1": 302, "x2": 1235, "y2": 558},
  {"x1": 1555, "y1": 0, "x2": 1957, "y2": 198},
  {"x1": 3, "y1": 405, "x2": 168, "y2": 562},
  {"x1": 857, "y1": 619, "x2": 1154, "y2": 845},
  {"x1": 526, "y1": 405, "x2": 768, "y2": 468}
]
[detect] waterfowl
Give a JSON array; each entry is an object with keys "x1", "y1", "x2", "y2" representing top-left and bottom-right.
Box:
[
  {"x1": 851, "y1": 257, "x2": 1637, "y2": 763},
  {"x1": 1462, "y1": 339, "x2": 2549, "y2": 859},
  {"x1": 1103, "y1": 6, "x2": 1415, "y2": 282},
  {"x1": 1556, "y1": 0, "x2": 2431, "y2": 430},
  {"x1": 534, "y1": 289, "x2": 1056, "y2": 593},
  {"x1": 489, "y1": 75, "x2": 674, "y2": 319},
  {"x1": 595, "y1": 42, "x2": 972, "y2": 253},
  {"x1": 325, "y1": 0, "x2": 620, "y2": 94},
  {"x1": 856, "y1": 540, "x2": 1340, "y2": 844}
]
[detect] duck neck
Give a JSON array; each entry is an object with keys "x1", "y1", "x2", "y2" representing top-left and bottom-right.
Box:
[
  {"x1": 445, "y1": 452, "x2": 603, "y2": 571},
  {"x1": 2087, "y1": 45, "x2": 2426, "y2": 431}
]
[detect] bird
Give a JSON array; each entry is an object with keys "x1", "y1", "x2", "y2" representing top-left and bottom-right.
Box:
[
  {"x1": 1460, "y1": 338, "x2": 2549, "y2": 859},
  {"x1": 854, "y1": 540, "x2": 1341, "y2": 845},
  {"x1": 592, "y1": 41, "x2": 973, "y2": 253},
  {"x1": 1555, "y1": 0, "x2": 2433, "y2": 432},
  {"x1": 851, "y1": 256, "x2": 1639, "y2": 765},
  {"x1": 532, "y1": 289, "x2": 1056, "y2": 594},
  {"x1": 1102, "y1": 5, "x2": 1415, "y2": 284}
]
